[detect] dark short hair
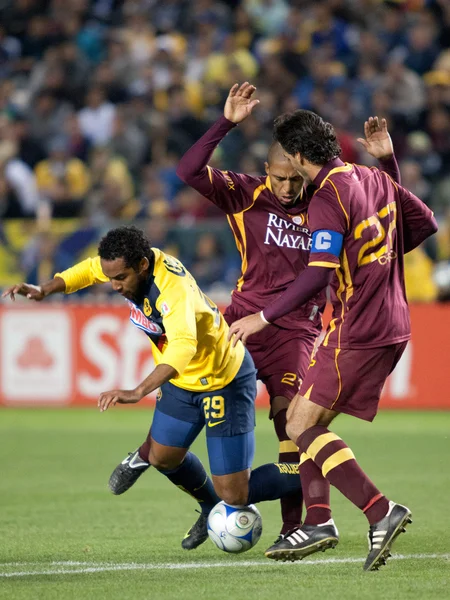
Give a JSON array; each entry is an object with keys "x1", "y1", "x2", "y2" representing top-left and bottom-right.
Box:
[
  {"x1": 273, "y1": 110, "x2": 341, "y2": 165},
  {"x1": 98, "y1": 226, "x2": 152, "y2": 270}
]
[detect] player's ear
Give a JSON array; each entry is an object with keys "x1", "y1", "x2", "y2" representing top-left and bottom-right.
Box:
[
  {"x1": 139, "y1": 257, "x2": 149, "y2": 273},
  {"x1": 264, "y1": 161, "x2": 269, "y2": 175}
]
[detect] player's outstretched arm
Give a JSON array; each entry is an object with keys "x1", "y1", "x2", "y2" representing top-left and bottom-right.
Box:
[
  {"x1": 176, "y1": 83, "x2": 260, "y2": 213},
  {"x1": 397, "y1": 185, "x2": 438, "y2": 253},
  {"x1": 3, "y1": 257, "x2": 109, "y2": 302},
  {"x1": 357, "y1": 116, "x2": 400, "y2": 183},
  {"x1": 228, "y1": 265, "x2": 334, "y2": 346},
  {"x1": 2, "y1": 277, "x2": 66, "y2": 302},
  {"x1": 98, "y1": 364, "x2": 178, "y2": 412}
]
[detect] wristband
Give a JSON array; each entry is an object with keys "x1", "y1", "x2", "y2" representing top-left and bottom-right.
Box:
[{"x1": 260, "y1": 311, "x2": 270, "y2": 324}]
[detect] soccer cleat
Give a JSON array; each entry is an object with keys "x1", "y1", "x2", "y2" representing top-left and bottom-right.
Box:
[
  {"x1": 265, "y1": 519, "x2": 339, "y2": 561},
  {"x1": 363, "y1": 501, "x2": 412, "y2": 571},
  {"x1": 181, "y1": 511, "x2": 209, "y2": 550},
  {"x1": 272, "y1": 533, "x2": 285, "y2": 545},
  {"x1": 108, "y1": 449, "x2": 150, "y2": 495}
]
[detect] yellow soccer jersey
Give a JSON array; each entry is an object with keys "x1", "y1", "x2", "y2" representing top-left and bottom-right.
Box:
[{"x1": 55, "y1": 249, "x2": 245, "y2": 392}]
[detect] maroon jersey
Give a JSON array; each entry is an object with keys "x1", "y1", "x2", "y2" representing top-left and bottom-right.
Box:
[
  {"x1": 308, "y1": 159, "x2": 437, "y2": 349},
  {"x1": 177, "y1": 116, "x2": 323, "y2": 331},
  {"x1": 209, "y1": 172, "x2": 322, "y2": 331}
]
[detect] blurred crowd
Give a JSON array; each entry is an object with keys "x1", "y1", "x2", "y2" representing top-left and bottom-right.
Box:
[{"x1": 0, "y1": 0, "x2": 449, "y2": 301}]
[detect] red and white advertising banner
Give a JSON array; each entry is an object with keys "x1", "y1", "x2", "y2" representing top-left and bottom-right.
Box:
[{"x1": 0, "y1": 304, "x2": 449, "y2": 409}]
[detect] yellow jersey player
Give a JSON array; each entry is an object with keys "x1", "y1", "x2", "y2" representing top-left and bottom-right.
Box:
[{"x1": 3, "y1": 225, "x2": 302, "y2": 551}]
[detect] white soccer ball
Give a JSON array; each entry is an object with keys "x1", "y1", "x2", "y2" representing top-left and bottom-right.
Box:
[{"x1": 207, "y1": 501, "x2": 263, "y2": 553}]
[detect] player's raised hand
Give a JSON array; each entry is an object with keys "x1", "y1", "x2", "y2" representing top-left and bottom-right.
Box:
[
  {"x1": 98, "y1": 388, "x2": 142, "y2": 412},
  {"x1": 357, "y1": 116, "x2": 394, "y2": 159},
  {"x1": 224, "y1": 82, "x2": 260, "y2": 124},
  {"x1": 228, "y1": 312, "x2": 268, "y2": 347},
  {"x1": 2, "y1": 283, "x2": 45, "y2": 302}
]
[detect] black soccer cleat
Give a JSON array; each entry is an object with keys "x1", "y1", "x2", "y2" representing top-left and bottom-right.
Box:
[
  {"x1": 181, "y1": 511, "x2": 209, "y2": 550},
  {"x1": 108, "y1": 449, "x2": 150, "y2": 495},
  {"x1": 364, "y1": 501, "x2": 412, "y2": 571},
  {"x1": 265, "y1": 519, "x2": 339, "y2": 561},
  {"x1": 272, "y1": 533, "x2": 285, "y2": 545}
]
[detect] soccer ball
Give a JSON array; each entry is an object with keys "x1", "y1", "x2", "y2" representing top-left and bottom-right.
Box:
[{"x1": 207, "y1": 501, "x2": 263, "y2": 553}]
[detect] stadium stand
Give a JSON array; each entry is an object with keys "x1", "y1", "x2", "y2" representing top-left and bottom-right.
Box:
[{"x1": 0, "y1": 0, "x2": 449, "y2": 301}]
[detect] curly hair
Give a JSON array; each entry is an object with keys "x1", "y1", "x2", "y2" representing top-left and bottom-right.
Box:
[
  {"x1": 273, "y1": 110, "x2": 341, "y2": 165},
  {"x1": 98, "y1": 226, "x2": 152, "y2": 270}
]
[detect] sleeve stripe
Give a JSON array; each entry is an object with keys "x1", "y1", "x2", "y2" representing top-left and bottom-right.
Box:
[
  {"x1": 206, "y1": 165, "x2": 213, "y2": 183},
  {"x1": 308, "y1": 261, "x2": 339, "y2": 268}
]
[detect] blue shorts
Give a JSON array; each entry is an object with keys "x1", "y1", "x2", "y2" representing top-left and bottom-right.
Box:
[{"x1": 151, "y1": 349, "x2": 257, "y2": 476}]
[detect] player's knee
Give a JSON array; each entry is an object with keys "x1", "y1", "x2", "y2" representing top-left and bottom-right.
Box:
[
  {"x1": 285, "y1": 405, "x2": 309, "y2": 441},
  {"x1": 148, "y1": 450, "x2": 181, "y2": 472},
  {"x1": 217, "y1": 486, "x2": 248, "y2": 506},
  {"x1": 271, "y1": 395, "x2": 290, "y2": 419},
  {"x1": 285, "y1": 418, "x2": 302, "y2": 442},
  {"x1": 213, "y1": 474, "x2": 249, "y2": 506}
]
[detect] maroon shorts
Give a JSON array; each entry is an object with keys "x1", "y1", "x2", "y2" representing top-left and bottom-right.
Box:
[
  {"x1": 300, "y1": 342, "x2": 408, "y2": 422},
  {"x1": 224, "y1": 304, "x2": 318, "y2": 407}
]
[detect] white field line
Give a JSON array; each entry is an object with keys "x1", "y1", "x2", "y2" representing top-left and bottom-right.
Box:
[{"x1": 0, "y1": 553, "x2": 449, "y2": 578}]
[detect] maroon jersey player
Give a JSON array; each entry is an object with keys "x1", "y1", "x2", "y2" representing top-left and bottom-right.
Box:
[
  {"x1": 229, "y1": 109, "x2": 437, "y2": 569},
  {"x1": 177, "y1": 82, "x2": 402, "y2": 537}
]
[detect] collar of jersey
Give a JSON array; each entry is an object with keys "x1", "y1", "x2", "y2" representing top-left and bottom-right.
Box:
[
  {"x1": 313, "y1": 158, "x2": 349, "y2": 189},
  {"x1": 132, "y1": 251, "x2": 156, "y2": 307}
]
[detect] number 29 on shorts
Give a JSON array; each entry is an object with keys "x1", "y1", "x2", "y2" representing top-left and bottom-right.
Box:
[{"x1": 203, "y1": 396, "x2": 225, "y2": 420}]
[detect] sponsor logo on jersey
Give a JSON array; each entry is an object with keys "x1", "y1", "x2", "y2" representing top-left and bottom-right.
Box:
[
  {"x1": 161, "y1": 302, "x2": 170, "y2": 316},
  {"x1": 163, "y1": 256, "x2": 186, "y2": 277},
  {"x1": 143, "y1": 298, "x2": 152, "y2": 317},
  {"x1": 264, "y1": 212, "x2": 312, "y2": 250},
  {"x1": 128, "y1": 302, "x2": 163, "y2": 336},
  {"x1": 221, "y1": 170, "x2": 235, "y2": 191}
]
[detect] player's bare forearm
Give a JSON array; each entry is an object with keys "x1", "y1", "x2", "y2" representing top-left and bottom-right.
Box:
[
  {"x1": 2, "y1": 276, "x2": 66, "y2": 302},
  {"x1": 41, "y1": 276, "x2": 67, "y2": 296},
  {"x1": 98, "y1": 364, "x2": 178, "y2": 413},
  {"x1": 135, "y1": 364, "x2": 178, "y2": 398}
]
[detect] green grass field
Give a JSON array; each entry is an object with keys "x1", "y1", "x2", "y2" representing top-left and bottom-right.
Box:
[{"x1": 0, "y1": 409, "x2": 449, "y2": 600}]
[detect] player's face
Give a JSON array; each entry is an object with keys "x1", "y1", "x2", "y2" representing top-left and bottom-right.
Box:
[
  {"x1": 100, "y1": 257, "x2": 149, "y2": 302},
  {"x1": 265, "y1": 160, "x2": 304, "y2": 206},
  {"x1": 283, "y1": 152, "x2": 309, "y2": 181}
]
